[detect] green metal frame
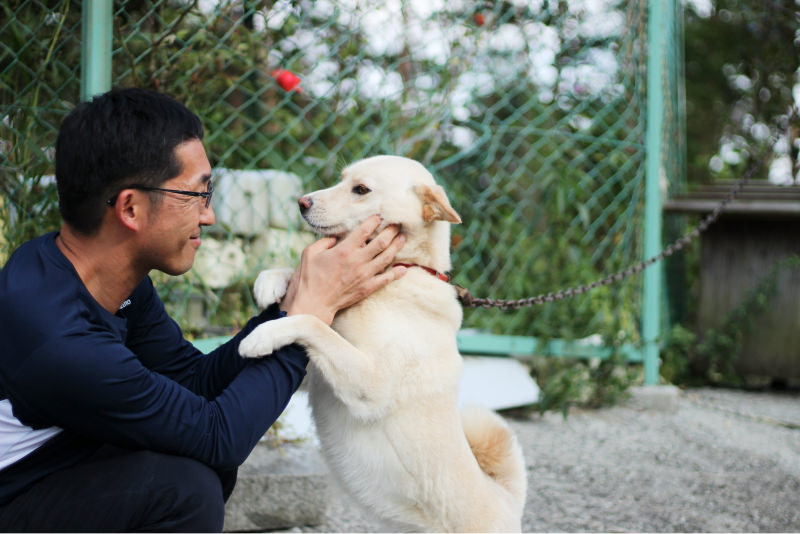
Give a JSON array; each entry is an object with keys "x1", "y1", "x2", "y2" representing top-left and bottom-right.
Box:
[
  {"x1": 642, "y1": 0, "x2": 673, "y2": 385},
  {"x1": 80, "y1": 0, "x2": 112, "y2": 101}
]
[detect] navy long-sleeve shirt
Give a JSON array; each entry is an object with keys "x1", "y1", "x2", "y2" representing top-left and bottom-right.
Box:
[{"x1": 0, "y1": 232, "x2": 308, "y2": 505}]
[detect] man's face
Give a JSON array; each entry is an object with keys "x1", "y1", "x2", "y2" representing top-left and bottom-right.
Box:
[{"x1": 140, "y1": 139, "x2": 215, "y2": 276}]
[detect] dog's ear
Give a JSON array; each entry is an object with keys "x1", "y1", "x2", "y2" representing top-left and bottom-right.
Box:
[{"x1": 416, "y1": 184, "x2": 461, "y2": 224}]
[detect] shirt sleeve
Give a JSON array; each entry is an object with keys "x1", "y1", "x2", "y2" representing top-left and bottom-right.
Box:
[
  {"x1": 122, "y1": 277, "x2": 285, "y2": 399},
  {"x1": 7, "y1": 325, "x2": 307, "y2": 471},
  {"x1": 4, "y1": 273, "x2": 308, "y2": 472}
]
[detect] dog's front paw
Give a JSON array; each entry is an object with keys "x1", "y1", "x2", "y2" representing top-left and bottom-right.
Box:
[
  {"x1": 253, "y1": 268, "x2": 294, "y2": 309},
  {"x1": 239, "y1": 323, "x2": 279, "y2": 358}
]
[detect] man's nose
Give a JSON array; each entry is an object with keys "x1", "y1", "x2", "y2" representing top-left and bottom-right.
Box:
[{"x1": 201, "y1": 203, "x2": 215, "y2": 226}]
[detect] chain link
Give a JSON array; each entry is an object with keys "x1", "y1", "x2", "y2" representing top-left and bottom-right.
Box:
[{"x1": 456, "y1": 159, "x2": 763, "y2": 309}]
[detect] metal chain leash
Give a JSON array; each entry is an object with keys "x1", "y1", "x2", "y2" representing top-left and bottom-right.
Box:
[{"x1": 456, "y1": 159, "x2": 764, "y2": 309}]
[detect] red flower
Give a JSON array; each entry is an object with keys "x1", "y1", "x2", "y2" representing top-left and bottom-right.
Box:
[{"x1": 271, "y1": 69, "x2": 302, "y2": 92}]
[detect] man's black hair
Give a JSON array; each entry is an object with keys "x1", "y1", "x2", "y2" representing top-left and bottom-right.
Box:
[{"x1": 55, "y1": 87, "x2": 204, "y2": 235}]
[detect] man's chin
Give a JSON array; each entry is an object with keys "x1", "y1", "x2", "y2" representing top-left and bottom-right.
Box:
[
  {"x1": 157, "y1": 254, "x2": 197, "y2": 277},
  {"x1": 157, "y1": 266, "x2": 192, "y2": 277}
]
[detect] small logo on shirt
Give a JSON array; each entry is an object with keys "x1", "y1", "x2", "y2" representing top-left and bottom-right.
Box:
[{"x1": 119, "y1": 299, "x2": 132, "y2": 310}]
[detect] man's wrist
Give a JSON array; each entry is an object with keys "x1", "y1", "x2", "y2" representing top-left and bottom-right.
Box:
[{"x1": 284, "y1": 301, "x2": 334, "y2": 326}]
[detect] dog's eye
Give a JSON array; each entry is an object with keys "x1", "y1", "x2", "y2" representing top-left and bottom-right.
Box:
[{"x1": 352, "y1": 185, "x2": 371, "y2": 195}]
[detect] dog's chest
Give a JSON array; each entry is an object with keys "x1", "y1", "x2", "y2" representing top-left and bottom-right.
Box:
[{"x1": 333, "y1": 274, "x2": 462, "y2": 338}]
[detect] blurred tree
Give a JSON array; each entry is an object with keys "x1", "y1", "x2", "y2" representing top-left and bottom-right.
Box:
[
  {"x1": 0, "y1": 0, "x2": 81, "y2": 257},
  {"x1": 684, "y1": 0, "x2": 799, "y2": 184}
]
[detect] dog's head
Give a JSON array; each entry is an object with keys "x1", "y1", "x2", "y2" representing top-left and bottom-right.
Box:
[{"x1": 298, "y1": 155, "x2": 460, "y2": 238}]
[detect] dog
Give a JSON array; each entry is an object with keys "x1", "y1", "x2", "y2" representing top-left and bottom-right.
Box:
[{"x1": 239, "y1": 155, "x2": 527, "y2": 532}]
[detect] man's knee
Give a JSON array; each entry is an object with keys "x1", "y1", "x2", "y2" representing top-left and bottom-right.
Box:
[
  {"x1": 0, "y1": 447, "x2": 234, "y2": 533},
  {"x1": 135, "y1": 451, "x2": 228, "y2": 532}
]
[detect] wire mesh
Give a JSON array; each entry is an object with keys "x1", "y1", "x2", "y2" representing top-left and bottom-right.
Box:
[{"x1": 1, "y1": 0, "x2": 681, "y2": 346}]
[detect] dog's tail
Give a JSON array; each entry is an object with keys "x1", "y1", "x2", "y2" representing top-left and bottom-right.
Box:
[{"x1": 461, "y1": 406, "x2": 527, "y2": 512}]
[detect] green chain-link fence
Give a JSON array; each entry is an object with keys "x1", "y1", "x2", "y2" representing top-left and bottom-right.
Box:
[{"x1": 1, "y1": 1, "x2": 682, "y2": 361}]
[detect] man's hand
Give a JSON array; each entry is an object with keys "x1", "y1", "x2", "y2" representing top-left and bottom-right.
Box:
[{"x1": 280, "y1": 215, "x2": 407, "y2": 325}]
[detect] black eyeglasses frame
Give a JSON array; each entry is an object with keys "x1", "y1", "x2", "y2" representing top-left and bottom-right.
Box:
[{"x1": 106, "y1": 182, "x2": 214, "y2": 209}]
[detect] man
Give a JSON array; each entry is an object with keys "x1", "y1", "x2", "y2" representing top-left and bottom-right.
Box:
[{"x1": 0, "y1": 88, "x2": 406, "y2": 531}]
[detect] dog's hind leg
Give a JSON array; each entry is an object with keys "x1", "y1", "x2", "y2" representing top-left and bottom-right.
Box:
[
  {"x1": 238, "y1": 314, "x2": 394, "y2": 419},
  {"x1": 461, "y1": 406, "x2": 527, "y2": 515}
]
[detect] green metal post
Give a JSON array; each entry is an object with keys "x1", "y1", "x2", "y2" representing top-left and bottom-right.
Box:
[
  {"x1": 80, "y1": 0, "x2": 113, "y2": 101},
  {"x1": 642, "y1": 0, "x2": 670, "y2": 386}
]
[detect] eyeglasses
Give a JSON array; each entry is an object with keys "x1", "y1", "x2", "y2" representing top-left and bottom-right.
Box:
[{"x1": 107, "y1": 181, "x2": 214, "y2": 209}]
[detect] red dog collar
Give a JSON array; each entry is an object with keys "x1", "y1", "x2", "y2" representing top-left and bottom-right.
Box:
[{"x1": 394, "y1": 263, "x2": 451, "y2": 283}]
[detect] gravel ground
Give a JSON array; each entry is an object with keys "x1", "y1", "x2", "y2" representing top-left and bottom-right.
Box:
[{"x1": 288, "y1": 387, "x2": 800, "y2": 532}]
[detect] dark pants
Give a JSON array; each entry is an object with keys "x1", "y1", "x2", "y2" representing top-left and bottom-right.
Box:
[{"x1": 0, "y1": 445, "x2": 237, "y2": 532}]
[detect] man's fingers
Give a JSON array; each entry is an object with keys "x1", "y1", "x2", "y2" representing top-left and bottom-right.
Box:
[
  {"x1": 387, "y1": 264, "x2": 408, "y2": 281},
  {"x1": 288, "y1": 215, "x2": 407, "y2": 322},
  {"x1": 370, "y1": 232, "x2": 406, "y2": 271},
  {"x1": 368, "y1": 264, "x2": 408, "y2": 293},
  {"x1": 341, "y1": 214, "x2": 383, "y2": 248},
  {"x1": 308, "y1": 235, "x2": 338, "y2": 252},
  {"x1": 361, "y1": 224, "x2": 402, "y2": 261}
]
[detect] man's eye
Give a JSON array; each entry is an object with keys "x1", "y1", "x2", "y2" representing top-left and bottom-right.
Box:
[{"x1": 352, "y1": 185, "x2": 371, "y2": 195}]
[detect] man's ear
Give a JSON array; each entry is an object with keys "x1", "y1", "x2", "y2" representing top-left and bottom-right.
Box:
[
  {"x1": 112, "y1": 190, "x2": 145, "y2": 232},
  {"x1": 416, "y1": 184, "x2": 461, "y2": 224}
]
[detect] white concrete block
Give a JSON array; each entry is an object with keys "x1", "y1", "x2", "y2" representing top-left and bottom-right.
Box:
[
  {"x1": 223, "y1": 441, "x2": 329, "y2": 532},
  {"x1": 459, "y1": 356, "x2": 540, "y2": 410},
  {"x1": 213, "y1": 169, "x2": 304, "y2": 235},
  {"x1": 191, "y1": 236, "x2": 247, "y2": 288}
]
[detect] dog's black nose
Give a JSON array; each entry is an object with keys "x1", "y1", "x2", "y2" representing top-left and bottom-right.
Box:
[{"x1": 298, "y1": 196, "x2": 313, "y2": 212}]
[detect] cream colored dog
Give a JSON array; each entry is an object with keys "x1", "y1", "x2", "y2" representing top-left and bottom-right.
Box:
[{"x1": 239, "y1": 155, "x2": 526, "y2": 532}]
